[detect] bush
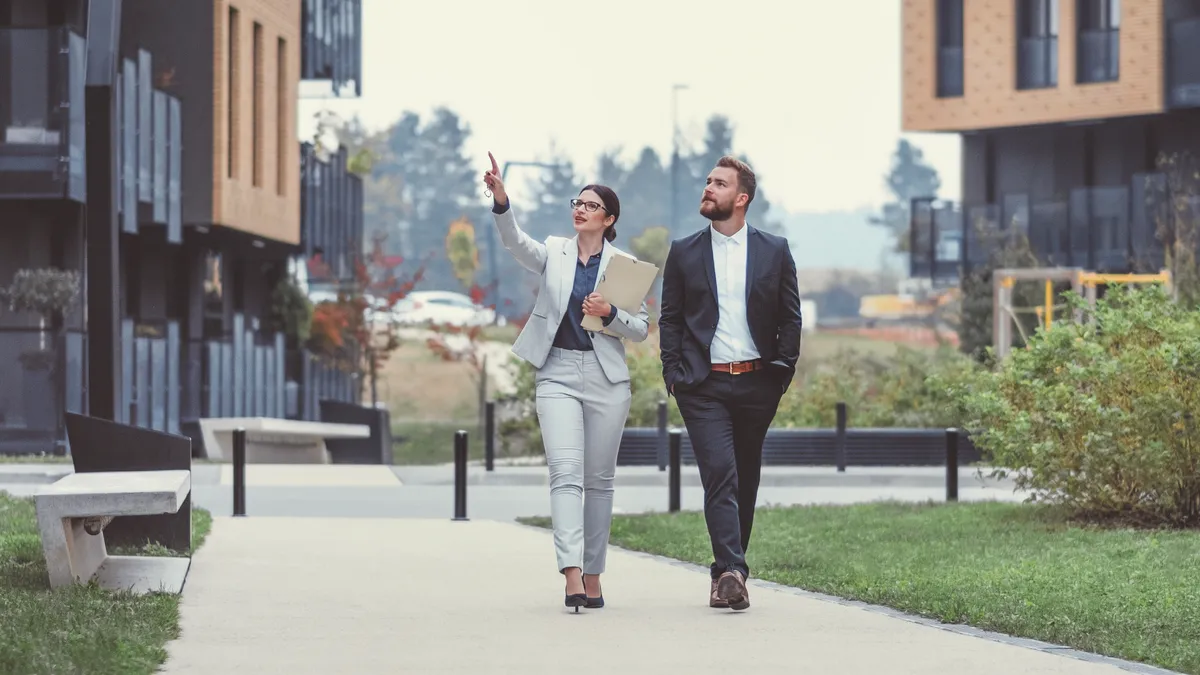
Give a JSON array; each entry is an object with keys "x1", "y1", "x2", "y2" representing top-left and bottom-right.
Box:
[
  {"x1": 495, "y1": 333, "x2": 982, "y2": 458},
  {"x1": 957, "y1": 285, "x2": 1200, "y2": 526}
]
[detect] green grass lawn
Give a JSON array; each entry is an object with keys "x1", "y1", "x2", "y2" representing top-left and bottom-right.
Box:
[
  {"x1": 0, "y1": 493, "x2": 213, "y2": 675},
  {"x1": 391, "y1": 420, "x2": 484, "y2": 465},
  {"x1": 523, "y1": 501, "x2": 1200, "y2": 674}
]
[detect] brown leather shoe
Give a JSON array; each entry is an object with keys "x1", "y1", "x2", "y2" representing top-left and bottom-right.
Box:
[
  {"x1": 709, "y1": 577, "x2": 729, "y2": 608},
  {"x1": 716, "y1": 571, "x2": 750, "y2": 610}
]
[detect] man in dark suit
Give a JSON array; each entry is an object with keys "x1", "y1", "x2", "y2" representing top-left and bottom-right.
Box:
[{"x1": 658, "y1": 155, "x2": 803, "y2": 611}]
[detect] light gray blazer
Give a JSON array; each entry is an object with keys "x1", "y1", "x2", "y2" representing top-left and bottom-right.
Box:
[{"x1": 494, "y1": 207, "x2": 650, "y2": 384}]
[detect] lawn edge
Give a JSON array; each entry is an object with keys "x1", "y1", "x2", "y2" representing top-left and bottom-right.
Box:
[{"x1": 509, "y1": 519, "x2": 1184, "y2": 675}]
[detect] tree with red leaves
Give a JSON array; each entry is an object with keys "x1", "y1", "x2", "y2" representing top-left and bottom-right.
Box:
[{"x1": 308, "y1": 230, "x2": 426, "y2": 405}]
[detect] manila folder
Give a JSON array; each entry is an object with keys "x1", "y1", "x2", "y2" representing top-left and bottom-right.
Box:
[{"x1": 581, "y1": 254, "x2": 659, "y2": 334}]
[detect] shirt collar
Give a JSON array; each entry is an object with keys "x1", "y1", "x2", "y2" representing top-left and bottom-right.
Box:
[{"x1": 710, "y1": 223, "x2": 749, "y2": 246}]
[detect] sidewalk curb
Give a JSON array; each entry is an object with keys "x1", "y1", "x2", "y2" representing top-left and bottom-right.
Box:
[{"x1": 510, "y1": 521, "x2": 1183, "y2": 675}]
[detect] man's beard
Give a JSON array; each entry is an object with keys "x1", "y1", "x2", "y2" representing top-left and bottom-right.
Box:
[{"x1": 699, "y1": 198, "x2": 733, "y2": 221}]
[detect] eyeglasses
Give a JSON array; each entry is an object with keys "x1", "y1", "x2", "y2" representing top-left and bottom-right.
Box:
[{"x1": 570, "y1": 198, "x2": 607, "y2": 213}]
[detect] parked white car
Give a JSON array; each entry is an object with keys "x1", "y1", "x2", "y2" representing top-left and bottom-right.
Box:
[{"x1": 392, "y1": 291, "x2": 497, "y2": 327}]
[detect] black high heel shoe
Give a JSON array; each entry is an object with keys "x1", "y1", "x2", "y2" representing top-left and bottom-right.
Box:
[
  {"x1": 584, "y1": 575, "x2": 604, "y2": 608},
  {"x1": 565, "y1": 592, "x2": 587, "y2": 613}
]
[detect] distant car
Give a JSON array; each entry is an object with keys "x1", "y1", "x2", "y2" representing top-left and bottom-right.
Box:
[{"x1": 393, "y1": 291, "x2": 497, "y2": 327}]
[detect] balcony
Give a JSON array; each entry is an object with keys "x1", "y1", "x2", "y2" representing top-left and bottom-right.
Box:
[
  {"x1": 301, "y1": 142, "x2": 363, "y2": 283},
  {"x1": 0, "y1": 27, "x2": 86, "y2": 201},
  {"x1": 1017, "y1": 36, "x2": 1058, "y2": 89},
  {"x1": 117, "y1": 50, "x2": 183, "y2": 242},
  {"x1": 301, "y1": 0, "x2": 363, "y2": 97},
  {"x1": 936, "y1": 46, "x2": 964, "y2": 97},
  {"x1": 1077, "y1": 28, "x2": 1119, "y2": 83},
  {"x1": 1168, "y1": 17, "x2": 1200, "y2": 107},
  {"x1": 908, "y1": 175, "x2": 1189, "y2": 280}
]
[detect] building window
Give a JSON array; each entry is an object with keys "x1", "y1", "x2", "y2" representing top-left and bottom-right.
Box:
[
  {"x1": 1076, "y1": 0, "x2": 1119, "y2": 83},
  {"x1": 1017, "y1": 0, "x2": 1058, "y2": 89},
  {"x1": 936, "y1": 0, "x2": 964, "y2": 97},
  {"x1": 277, "y1": 37, "x2": 287, "y2": 196},
  {"x1": 252, "y1": 22, "x2": 263, "y2": 187},
  {"x1": 227, "y1": 6, "x2": 240, "y2": 179}
]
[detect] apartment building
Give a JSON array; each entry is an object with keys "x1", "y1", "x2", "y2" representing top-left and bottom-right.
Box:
[
  {"x1": 902, "y1": 0, "x2": 1200, "y2": 280},
  {"x1": 0, "y1": 0, "x2": 363, "y2": 454}
]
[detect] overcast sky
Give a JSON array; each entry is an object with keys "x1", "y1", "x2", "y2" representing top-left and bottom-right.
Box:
[{"x1": 298, "y1": 0, "x2": 961, "y2": 215}]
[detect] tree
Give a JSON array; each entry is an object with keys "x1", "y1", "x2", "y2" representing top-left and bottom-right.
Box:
[
  {"x1": 956, "y1": 223, "x2": 1041, "y2": 364},
  {"x1": 1147, "y1": 151, "x2": 1200, "y2": 309},
  {"x1": 620, "y1": 148, "x2": 670, "y2": 234},
  {"x1": 307, "y1": 232, "x2": 424, "y2": 405},
  {"x1": 358, "y1": 107, "x2": 479, "y2": 292},
  {"x1": 445, "y1": 217, "x2": 480, "y2": 290},
  {"x1": 871, "y1": 139, "x2": 942, "y2": 252}
]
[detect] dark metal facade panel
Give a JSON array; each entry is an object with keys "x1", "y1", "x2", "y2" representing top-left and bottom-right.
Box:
[
  {"x1": 137, "y1": 49, "x2": 151, "y2": 204},
  {"x1": 152, "y1": 89, "x2": 167, "y2": 224},
  {"x1": 121, "y1": 58, "x2": 138, "y2": 233},
  {"x1": 301, "y1": 0, "x2": 363, "y2": 96},
  {"x1": 167, "y1": 96, "x2": 182, "y2": 242}
]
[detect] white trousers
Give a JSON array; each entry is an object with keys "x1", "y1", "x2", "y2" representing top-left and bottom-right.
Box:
[{"x1": 535, "y1": 348, "x2": 631, "y2": 575}]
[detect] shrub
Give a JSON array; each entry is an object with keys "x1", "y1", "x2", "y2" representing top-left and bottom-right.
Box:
[{"x1": 958, "y1": 285, "x2": 1200, "y2": 526}]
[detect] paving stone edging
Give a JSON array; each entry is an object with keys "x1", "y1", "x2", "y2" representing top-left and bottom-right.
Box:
[{"x1": 512, "y1": 521, "x2": 1182, "y2": 675}]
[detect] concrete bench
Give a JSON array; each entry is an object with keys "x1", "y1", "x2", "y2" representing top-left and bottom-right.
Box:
[
  {"x1": 34, "y1": 470, "x2": 192, "y2": 594},
  {"x1": 198, "y1": 417, "x2": 371, "y2": 464}
]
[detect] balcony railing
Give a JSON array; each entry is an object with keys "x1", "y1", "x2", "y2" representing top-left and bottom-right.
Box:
[
  {"x1": 1017, "y1": 36, "x2": 1058, "y2": 89},
  {"x1": 0, "y1": 27, "x2": 86, "y2": 201},
  {"x1": 908, "y1": 173, "x2": 1199, "y2": 279},
  {"x1": 117, "y1": 50, "x2": 183, "y2": 242},
  {"x1": 301, "y1": 141, "x2": 364, "y2": 282},
  {"x1": 936, "y1": 46, "x2": 964, "y2": 97},
  {"x1": 1168, "y1": 17, "x2": 1200, "y2": 108},
  {"x1": 1077, "y1": 28, "x2": 1119, "y2": 83},
  {"x1": 302, "y1": 0, "x2": 362, "y2": 97}
]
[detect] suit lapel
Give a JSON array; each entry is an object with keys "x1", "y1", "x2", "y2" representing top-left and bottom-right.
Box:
[
  {"x1": 745, "y1": 225, "x2": 761, "y2": 302},
  {"x1": 701, "y1": 228, "x2": 717, "y2": 299}
]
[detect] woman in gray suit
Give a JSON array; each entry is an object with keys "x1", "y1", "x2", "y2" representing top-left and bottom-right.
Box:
[{"x1": 483, "y1": 152, "x2": 650, "y2": 612}]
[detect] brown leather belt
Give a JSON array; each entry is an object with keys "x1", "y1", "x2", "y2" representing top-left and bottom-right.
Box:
[{"x1": 711, "y1": 359, "x2": 763, "y2": 375}]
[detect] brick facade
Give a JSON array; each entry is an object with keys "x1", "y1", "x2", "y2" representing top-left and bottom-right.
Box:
[
  {"x1": 212, "y1": 0, "x2": 301, "y2": 244},
  {"x1": 902, "y1": 0, "x2": 1165, "y2": 133}
]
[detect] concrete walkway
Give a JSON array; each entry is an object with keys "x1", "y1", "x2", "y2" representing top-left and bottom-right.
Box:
[{"x1": 161, "y1": 516, "x2": 1157, "y2": 675}]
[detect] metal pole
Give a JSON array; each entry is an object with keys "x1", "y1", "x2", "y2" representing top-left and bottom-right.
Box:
[
  {"x1": 835, "y1": 401, "x2": 847, "y2": 473},
  {"x1": 232, "y1": 427, "x2": 246, "y2": 517},
  {"x1": 945, "y1": 428, "x2": 959, "y2": 502},
  {"x1": 484, "y1": 401, "x2": 495, "y2": 472},
  {"x1": 453, "y1": 429, "x2": 469, "y2": 520},
  {"x1": 656, "y1": 399, "x2": 668, "y2": 471},
  {"x1": 668, "y1": 429, "x2": 682, "y2": 513}
]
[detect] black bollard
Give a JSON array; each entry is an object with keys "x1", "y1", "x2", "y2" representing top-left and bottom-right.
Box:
[
  {"x1": 232, "y1": 427, "x2": 246, "y2": 517},
  {"x1": 668, "y1": 429, "x2": 682, "y2": 513},
  {"x1": 656, "y1": 400, "x2": 668, "y2": 471},
  {"x1": 484, "y1": 401, "x2": 496, "y2": 472},
  {"x1": 835, "y1": 401, "x2": 847, "y2": 472},
  {"x1": 453, "y1": 429, "x2": 469, "y2": 521},
  {"x1": 945, "y1": 428, "x2": 959, "y2": 502}
]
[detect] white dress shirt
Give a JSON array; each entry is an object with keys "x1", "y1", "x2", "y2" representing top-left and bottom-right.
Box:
[{"x1": 709, "y1": 223, "x2": 760, "y2": 364}]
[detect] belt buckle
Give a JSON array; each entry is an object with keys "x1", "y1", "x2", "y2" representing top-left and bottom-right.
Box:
[{"x1": 728, "y1": 362, "x2": 736, "y2": 375}]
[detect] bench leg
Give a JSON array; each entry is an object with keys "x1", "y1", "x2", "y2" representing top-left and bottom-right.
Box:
[{"x1": 35, "y1": 508, "x2": 108, "y2": 589}]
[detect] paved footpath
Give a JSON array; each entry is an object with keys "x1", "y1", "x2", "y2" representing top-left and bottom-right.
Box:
[{"x1": 160, "y1": 516, "x2": 1159, "y2": 675}]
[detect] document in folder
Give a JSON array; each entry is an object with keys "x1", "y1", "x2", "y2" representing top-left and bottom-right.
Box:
[{"x1": 582, "y1": 255, "x2": 659, "y2": 335}]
